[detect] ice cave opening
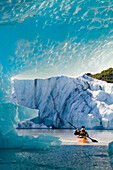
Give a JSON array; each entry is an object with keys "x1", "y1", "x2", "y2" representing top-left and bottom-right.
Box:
[{"x1": 0, "y1": 0, "x2": 113, "y2": 152}]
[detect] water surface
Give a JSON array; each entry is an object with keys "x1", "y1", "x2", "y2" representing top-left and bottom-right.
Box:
[
  {"x1": 17, "y1": 129, "x2": 113, "y2": 145},
  {"x1": 0, "y1": 129, "x2": 113, "y2": 170}
]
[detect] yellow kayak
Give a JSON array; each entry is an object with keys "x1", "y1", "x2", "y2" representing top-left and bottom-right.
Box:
[{"x1": 76, "y1": 136, "x2": 88, "y2": 143}]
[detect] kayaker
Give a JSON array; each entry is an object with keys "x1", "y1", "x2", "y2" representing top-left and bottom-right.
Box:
[{"x1": 74, "y1": 126, "x2": 89, "y2": 138}]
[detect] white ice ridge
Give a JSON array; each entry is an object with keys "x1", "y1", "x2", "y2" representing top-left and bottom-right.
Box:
[
  {"x1": 0, "y1": 102, "x2": 61, "y2": 149},
  {"x1": 11, "y1": 75, "x2": 113, "y2": 129}
]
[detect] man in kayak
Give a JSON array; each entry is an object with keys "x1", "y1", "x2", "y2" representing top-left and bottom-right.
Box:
[{"x1": 74, "y1": 126, "x2": 89, "y2": 138}]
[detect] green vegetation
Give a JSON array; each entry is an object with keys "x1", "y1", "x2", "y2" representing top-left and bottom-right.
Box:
[{"x1": 86, "y1": 68, "x2": 113, "y2": 83}]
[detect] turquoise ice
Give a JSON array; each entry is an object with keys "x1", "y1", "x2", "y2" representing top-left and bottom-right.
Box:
[
  {"x1": 0, "y1": 102, "x2": 61, "y2": 149},
  {"x1": 0, "y1": 0, "x2": 113, "y2": 79}
]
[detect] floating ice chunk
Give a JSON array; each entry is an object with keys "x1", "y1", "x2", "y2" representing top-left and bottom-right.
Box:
[
  {"x1": 0, "y1": 102, "x2": 38, "y2": 134},
  {"x1": 108, "y1": 142, "x2": 113, "y2": 165},
  {"x1": 108, "y1": 141, "x2": 113, "y2": 155},
  {"x1": 110, "y1": 158, "x2": 113, "y2": 164},
  {"x1": 0, "y1": 102, "x2": 61, "y2": 149},
  {"x1": 0, "y1": 130, "x2": 61, "y2": 149}
]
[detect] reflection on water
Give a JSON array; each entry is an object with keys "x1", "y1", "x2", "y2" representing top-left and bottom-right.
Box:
[{"x1": 17, "y1": 129, "x2": 113, "y2": 145}]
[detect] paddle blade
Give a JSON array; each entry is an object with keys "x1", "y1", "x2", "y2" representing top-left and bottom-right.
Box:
[
  {"x1": 89, "y1": 137, "x2": 98, "y2": 142},
  {"x1": 91, "y1": 139, "x2": 98, "y2": 142}
]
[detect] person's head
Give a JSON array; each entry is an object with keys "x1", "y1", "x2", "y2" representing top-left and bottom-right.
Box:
[{"x1": 81, "y1": 126, "x2": 85, "y2": 132}]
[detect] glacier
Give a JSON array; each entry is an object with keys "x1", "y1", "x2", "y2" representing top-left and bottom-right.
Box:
[{"x1": 12, "y1": 75, "x2": 113, "y2": 129}]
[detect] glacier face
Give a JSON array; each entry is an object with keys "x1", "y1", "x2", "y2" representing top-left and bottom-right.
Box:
[{"x1": 12, "y1": 75, "x2": 113, "y2": 129}]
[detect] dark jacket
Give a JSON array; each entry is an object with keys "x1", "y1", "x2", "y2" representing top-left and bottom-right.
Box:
[{"x1": 74, "y1": 129, "x2": 89, "y2": 137}]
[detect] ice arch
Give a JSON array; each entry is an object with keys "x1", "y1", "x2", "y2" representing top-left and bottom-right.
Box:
[{"x1": 0, "y1": 0, "x2": 113, "y2": 148}]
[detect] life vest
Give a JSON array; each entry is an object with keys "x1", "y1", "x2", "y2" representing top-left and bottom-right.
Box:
[{"x1": 79, "y1": 131, "x2": 87, "y2": 137}]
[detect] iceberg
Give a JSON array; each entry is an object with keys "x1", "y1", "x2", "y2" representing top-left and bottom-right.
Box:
[
  {"x1": 0, "y1": 102, "x2": 61, "y2": 149},
  {"x1": 108, "y1": 141, "x2": 113, "y2": 164},
  {"x1": 110, "y1": 158, "x2": 113, "y2": 164},
  {"x1": 108, "y1": 142, "x2": 113, "y2": 155},
  {"x1": 12, "y1": 75, "x2": 113, "y2": 129}
]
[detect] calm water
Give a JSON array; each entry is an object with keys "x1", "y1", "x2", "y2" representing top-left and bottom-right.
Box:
[
  {"x1": 0, "y1": 130, "x2": 113, "y2": 170},
  {"x1": 17, "y1": 129, "x2": 113, "y2": 145}
]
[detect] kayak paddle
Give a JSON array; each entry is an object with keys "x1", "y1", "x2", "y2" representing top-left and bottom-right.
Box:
[
  {"x1": 67, "y1": 121, "x2": 77, "y2": 129},
  {"x1": 67, "y1": 121, "x2": 98, "y2": 143},
  {"x1": 87, "y1": 136, "x2": 98, "y2": 143}
]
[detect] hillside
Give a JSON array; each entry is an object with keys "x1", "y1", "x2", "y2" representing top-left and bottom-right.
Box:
[{"x1": 86, "y1": 68, "x2": 113, "y2": 83}]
